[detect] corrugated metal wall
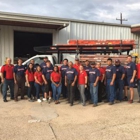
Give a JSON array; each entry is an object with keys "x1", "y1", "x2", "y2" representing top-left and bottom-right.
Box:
[
  {"x1": 58, "y1": 21, "x2": 139, "y2": 42},
  {"x1": 0, "y1": 21, "x2": 140, "y2": 65},
  {"x1": 58, "y1": 21, "x2": 140, "y2": 55},
  {"x1": 0, "y1": 25, "x2": 56, "y2": 65}
]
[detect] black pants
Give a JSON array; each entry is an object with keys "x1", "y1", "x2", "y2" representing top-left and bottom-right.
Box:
[
  {"x1": 74, "y1": 80, "x2": 80, "y2": 100},
  {"x1": 98, "y1": 81, "x2": 104, "y2": 102},
  {"x1": 85, "y1": 85, "x2": 90, "y2": 101},
  {"x1": 14, "y1": 76, "x2": 25, "y2": 99},
  {"x1": 62, "y1": 78, "x2": 67, "y2": 98},
  {"x1": 67, "y1": 80, "x2": 75, "y2": 105}
]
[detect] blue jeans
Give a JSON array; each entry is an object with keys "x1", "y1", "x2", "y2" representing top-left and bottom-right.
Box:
[
  {"x1": 28, "y1": 81, "x2": 35, "y2": 98},
  {"x1": 106, "y1": 79, "x2": 115, "y2": 102},
  {"x1": 115, "y1": 79, "x2": 124, "y2": 101},
  {"x1": 90, "y1": 83, "x2": 98, "y2": 104},
  {"x1": 34, "y1": 83, "x2": 44, "y2": 99},
  {"x1": 137, "y1": 79, "x2": 140, "y2": 97},
  {"x1": 51, "y1": 83, "x2": 62, "y2": 101},
  {"x1": 2, "y1": 79, "x2": 14, "y2": 100}
]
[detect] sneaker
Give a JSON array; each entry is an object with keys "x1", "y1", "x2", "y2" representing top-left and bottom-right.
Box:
[
  {"x1": 48, "y1": 97, "x2": 51, "y2": 104},
  {"x1": 109, "y1": 102, "x2": 114, "y2": 105},
  {"x1": 82, "y1": 103, "x2": 86, "y2": 106},
  {"x1": 33, "y1": 97, "x2": 37, "y2": 101},
  {"x1": 28, "y1": 98, "x2": 34, "y2": 102},
  {"x1": 128, "y1": 100, "x2": 133, "y2": 104},
  {"x1": 37, "y1": 99, "x2": 42, "y2": 103},
  {"x1": 42, "y1": 98, "x2": 47, "y2": 101}
]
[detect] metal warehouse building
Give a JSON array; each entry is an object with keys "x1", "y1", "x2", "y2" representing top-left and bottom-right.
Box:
[{"x1": 0, "y1": 11, "x2": 140, "y2": 65}]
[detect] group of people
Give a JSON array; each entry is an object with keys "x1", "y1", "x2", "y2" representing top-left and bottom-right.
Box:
[{"x1": 0, "y1": 55, "x2": 139, "y2": 107}]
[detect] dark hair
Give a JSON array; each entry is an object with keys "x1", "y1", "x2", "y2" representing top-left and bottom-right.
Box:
[
  {"x1": 18, "y1": 58, "x2": 23, "y2": 61},
  {"x1": 36, "y1": 65, "x2": 42, "y2": 71},
  {"x1": 54, "y1": 66, "x2": 59, "y2": 73},
  {"x1": 107, "y1": 58, "x2": 112, "y2": 61},
  {"x1": 85, "y1": 60, "x2": 89, "y2": 62},
  {"x1": 63, "y1": 58, "x2": 68, "y2": 62},
  {"x1": 46, "y1": 60, "x2": 50, "y2": 63},
  {"x1": 27, "y1": 63, "x2": 34, "y2": 73},
  {"x1": 127, "y1": 55, "x2": 132, "y2": 58},
  {"x1": 17, "y1": 58, "x2": 23, "y2": 64}
]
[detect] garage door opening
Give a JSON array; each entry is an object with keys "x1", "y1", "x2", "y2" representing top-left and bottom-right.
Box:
[{"x1": 14, "y1": 31, "x2": 52, "y2": 60}]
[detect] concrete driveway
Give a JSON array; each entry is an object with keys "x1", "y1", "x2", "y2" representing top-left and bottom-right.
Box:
[{"x1": 0, "y1": 90, "x2": 140, "y2": 140}]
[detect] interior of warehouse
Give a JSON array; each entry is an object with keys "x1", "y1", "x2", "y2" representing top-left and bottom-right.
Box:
[{"x1": 14, "y1": 31, "x2": 52, "y2": 61}]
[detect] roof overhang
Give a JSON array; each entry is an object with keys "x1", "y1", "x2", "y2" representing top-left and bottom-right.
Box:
[
  {"x1": 0, "y1": 12, "x2": 69, "y2": 30},
  {"x1": 131, "y1": 24, "x2": 140, "y2": 33}
]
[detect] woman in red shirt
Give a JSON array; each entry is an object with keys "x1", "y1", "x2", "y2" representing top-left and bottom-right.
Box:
[
  {"x1": 34, "y1": 65, "x2": 46, "y2": 103},
  {"x1": 78, "y1": 65, "x2": 87, "y2": 106},
  {"x1": 25, "y1": 63, "x2": 35, "y2": 102},
  {"x1": 51, "y1": 66, "x2": 62, "y2": 104}
]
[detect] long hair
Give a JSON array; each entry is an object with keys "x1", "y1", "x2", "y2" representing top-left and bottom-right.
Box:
[
  {"x1": 54, "y1": 66, "x2": 59, "y2": 73},
  {"x1": 27, "y1": 63, "x2": 34, "y2": 73}
]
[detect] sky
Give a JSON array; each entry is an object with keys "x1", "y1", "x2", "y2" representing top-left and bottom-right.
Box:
[{"x1": 0, "y1": 0, "x2": 139, "y2": 25}]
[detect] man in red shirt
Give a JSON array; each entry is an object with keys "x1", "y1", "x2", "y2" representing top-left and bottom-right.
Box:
[
  {"x1": 73, "y1": 58, "x2": 81, "y2": 72},
  {"x1": 96, "y1": 62, "x2": 105, "y2": 102},
  {"x1": 1, "y1": 58, "x2": 14, "y2": 102}
]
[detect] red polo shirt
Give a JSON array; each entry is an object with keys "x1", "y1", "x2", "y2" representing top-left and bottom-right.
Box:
[
  {"x1": 78, "y1": 70, "x2": 87, "y2": 85},
  {"x1": 137, "y1": 64, "x2": 140, "y2": 79},
  {"x1": 25, "y1": 70, "x2": 34, "y2": 82},
  {"x1": 98, "y1": 67, "x2": 105, "y2": 81},
  {"x1": 34, "y1": 72, "x2": 43, "y2": 83},
  {"x1": 73, "y1": 64, "x2": 81, "y2": 73},
  {"x1": 51, "y1": 72, "x2": 61, "y2": 82},
  {"x1": 1, "y1": 64, "x2": 14, "y2": 79}
]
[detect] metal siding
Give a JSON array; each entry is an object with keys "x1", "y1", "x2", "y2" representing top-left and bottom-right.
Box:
[
  {"x1": 59, "y1": 22, "x2": 135, "y2": 42},
  {"x1": 58, "y1": 21, "x2": 140, "y2": 55}
]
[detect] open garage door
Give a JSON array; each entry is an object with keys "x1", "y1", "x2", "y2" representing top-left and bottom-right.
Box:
[{"x1": 14, "y1": 31, "x2": 52, "y2": 62}]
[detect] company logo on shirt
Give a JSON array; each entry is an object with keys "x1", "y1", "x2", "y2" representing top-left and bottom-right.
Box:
[
  {"x1": 62, "y1": 68, "x2": 67, "y2": 70},
  {"x1": 106, "y1": 69, "x2": 111, "y2": 72},
  {"x1": 89, "y1": 71, "x2": 96, "y2": 74},
  {"x1": 66, "y1": 71, "x2": 74, "y2": 74},
  {"x1": 126, "y1": 66, "x2": 130, "y2": 69},
  {"x1": 17, "y1": 68, "x2": 24, "y2": 71},
  {"x1": 116, "y1": 69, "x2": 119, "y2": 71},
  {"x1": 47, "y1": 70, "x2": 53, "y2": 72}
]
